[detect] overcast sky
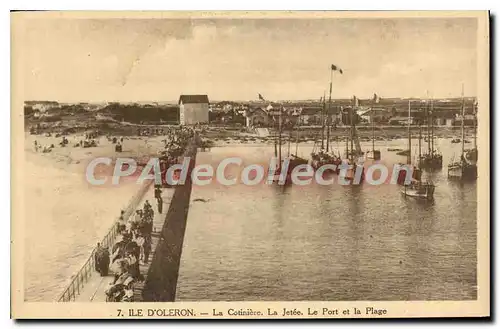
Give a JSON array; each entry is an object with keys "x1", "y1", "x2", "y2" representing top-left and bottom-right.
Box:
[{"x1": 18, "y1": 17, "x2": 478, "y2": 102}]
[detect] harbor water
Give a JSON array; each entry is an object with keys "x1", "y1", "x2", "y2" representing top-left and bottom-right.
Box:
[{"x1": 176, "y1": 138, "x2": 477, "y2": 301}]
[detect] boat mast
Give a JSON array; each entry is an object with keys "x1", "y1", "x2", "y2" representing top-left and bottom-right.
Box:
[
  {"x1": 274, "y1": 106, "x2": 278, "y2": 158},
  {"x1": 407, "y1": 100, "x2": 412, "y2": 165},
  {"x1": 295, "y1": 123, "x2": 300, "y2": 156},
  {"x1": 426, "y1": 99, "x2": 431, "y2": 155},
  {"x1": 287, "y1": 126, "x2": 291, "y2": 157},
  {"x1": 350, "y1": 106, "x2": 354, "y2": 162},
  {"x1": 327, "y1": 68, "x2": 333, "y2": 153},
  {"x1": 461, "y1": 84, "x2": 465, "y2": 159},
  {"x1": 326, "y1": 109, "x2": 330, "y2": 152},
  {"x1": 321, "y1": 91, "x2": 325, "y2": 150},
  {"x1": 418, "y1": 111, "x2": 422, "y2": 166},
  {"x1": 278, "y1": 105, "x2": 282, "y2": 164},
  {"x1": 431, "y1": 98, "x2": 434, "y2": 155},
  {"x1": 345, "y1": 108, "x2": 349, "y2": 158},
  {"x1": 474, "y1": 99, "x2": 477, "y2": 150},
  {"x1": 372, "y1": 99, "x2": 375, "y2": 155}
]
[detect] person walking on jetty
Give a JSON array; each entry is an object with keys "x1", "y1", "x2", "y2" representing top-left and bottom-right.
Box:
[
  {"x1": 94, "y1": 243, "x2": 110, "y2": 277},
  {"x1": 125, "y1": 250, "x2": 140, "y2": 280},
  {"x1": 142, "y1": 235, "x2": 152, "y2": 264},
  {"x1": 154, "y1": 187, "x2": 163, "y2": 214},
  {"x1": 127, "y1": 210, "x2": 141, "y2": 236},
  {"x1": 143, "y1": 200, "x2": 153, "y2": 219},
  {"x1": 136, "y1": 232, "x2": 145, "y2": 262},
  {"x1": 116, "y1": 210, "x2": 126, "y2": 234},
  {"x1": 111, "y1": 234, "x2": 128, "y2": 264},
  {"x1": 105, "y1": 260, "x2": 134, "y2": 302}
]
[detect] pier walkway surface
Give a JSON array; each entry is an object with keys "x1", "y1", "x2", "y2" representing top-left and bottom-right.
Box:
[{"x1": 75, "y1": 185, "x2": 175, "y2": 302}]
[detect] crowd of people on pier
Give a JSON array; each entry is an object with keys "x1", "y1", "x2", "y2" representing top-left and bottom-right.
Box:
[
  {"x1": 83, "y1": 126, "x2": 197, "y2": 302},
  {"x1": 94, "y1": 199, "x2": 157, "y2": 302},
  {"x1": 159, "y1": 125, "x2": 196, "y2": 159}
]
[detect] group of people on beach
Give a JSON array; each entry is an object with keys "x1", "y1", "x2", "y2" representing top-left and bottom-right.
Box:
[
  {"x1": 33, "y1": 140, "x2": 55, "y2": 153},
  {"x1": 93, "y1": 199, "x2": 157, "y2": 302}
]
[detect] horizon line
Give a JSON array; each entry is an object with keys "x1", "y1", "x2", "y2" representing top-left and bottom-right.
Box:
[{"x1": 24, "y1": 95, "x2": 478, "y2": 104}]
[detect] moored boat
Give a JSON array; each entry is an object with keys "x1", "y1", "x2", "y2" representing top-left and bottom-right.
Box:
[
  {"x1": 448, "y1": 158, "x2": 477, "y2": 180},
  {"x1": 419, "y1": 98, "x2": 443, "y2": 171},
  {"x1": 447, "y1": 86, "x2": 477, "y2": 181},
  {"x1": 366, "y1": 93, "x2": 382, "y2": 161},
  {"x1": 400, "y1": 99, "x2": 435, "y2": 199},
  {"x1": 400, "y1": 180, "x2": 435, "y2": 199}
]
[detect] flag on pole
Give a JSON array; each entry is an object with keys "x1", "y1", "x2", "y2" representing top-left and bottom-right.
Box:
[
  {"x1": 373, "y1": 93, "x2": 380, "y2": 104},
  {"x1": 258, "y1": 93, "x2": 266, "y2": 101},
  {"x1": 331, "y1": 64, "x2": 343, "y2": 74}
]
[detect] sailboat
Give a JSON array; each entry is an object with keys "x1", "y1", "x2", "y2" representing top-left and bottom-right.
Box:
[
  {"x1": 366, "y1": 93, "x2": 381, "y2": 161},
  {"x1": 419, "y1": 98, "x2": 443, "y2": 170},
  {"x1": 269, "y1": 105, "x2": 308, "y2": 185},
  {"x1": 288, "y1": 115, "x2": 309, "y2": 170},
  {"x1": 465, "y1": 100, "x2": 478, "y2": 163},
  {"x1": 311, "y1": 97, "x2": 342, "y2": 171},
  {"x1": 310, "y1": 93, "x2": 327, "y2": 169},
  {"x1": 270, "y1": 105, "x2": 287, "y2": 184},
  {"x1": 400, "y1": 100, "x2": 435, "y2": 200},
  {"x1": 447, "y1": 88, "x2": 477, "y2": 180},
  {"x1": 311, "y1": 66, "x2": 343, "y2": 172},
  {"x1": 341, "y1": 97, "x2": 365, "y2": 182}
]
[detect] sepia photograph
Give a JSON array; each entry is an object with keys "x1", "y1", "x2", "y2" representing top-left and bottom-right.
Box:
[{"x1": 10, "y1": 10, "x2": 489, "y2": 319}]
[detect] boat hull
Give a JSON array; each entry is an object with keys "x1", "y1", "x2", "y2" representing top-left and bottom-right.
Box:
[
  {"x1": 341, "y1": 165, "x2": 365, "y2": 183},
  {"x1": 447, "y1": 162, "x2": 477, "y2": 180},
  {"x1": 400, "y1": 184, "x2": 435, "y2": 199},
  {"x1": 419, "y1": 155, "x2": 443, "y2": 170},
  {"x1": 396, "y1": 166, "x2": 421, "y2": 185}
]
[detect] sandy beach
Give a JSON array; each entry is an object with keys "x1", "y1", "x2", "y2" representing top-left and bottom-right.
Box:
[{"x1": 23, "y1": 133, "x2": 166, "y2": 301}]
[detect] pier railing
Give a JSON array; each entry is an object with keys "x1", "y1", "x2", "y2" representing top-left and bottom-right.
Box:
[{"x1": 57, "y1": 180, "x2": 154, "y2": 302}]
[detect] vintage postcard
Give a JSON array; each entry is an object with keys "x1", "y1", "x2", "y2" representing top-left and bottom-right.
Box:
[{"x1": 11, "y1": 11, "x2": 490, "y2": 319}]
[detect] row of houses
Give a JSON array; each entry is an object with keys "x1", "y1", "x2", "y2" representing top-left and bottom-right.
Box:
[
  {"x1": 177, "y1": 95, "x2": 479, "y2": 127},
  {"x1": 25, "y1": 95, "x2": 477, "y2": 127},
  {"x1": 241, "y1": 106, "x2": 476, "y2": 128}
]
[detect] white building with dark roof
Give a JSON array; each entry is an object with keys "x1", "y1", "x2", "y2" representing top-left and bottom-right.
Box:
[{"x1": 178, "y1": 95, "x2": 209, "y2": 125}]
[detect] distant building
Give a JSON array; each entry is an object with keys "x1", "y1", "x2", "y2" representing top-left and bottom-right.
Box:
[
  {"x1": 244, "y1": 107, "x2": 269, "y2": 127},
  {"x1": 178, "y1": 95, "x2": 209, "y2": 125},
  {"x1": 358, "y1": 108, "x2": 390, "y2": 123},
  {"x1": 453, "y1": 114, "x2": 476, "y2": 126},
  {"x1": 299, "y1": 107, "x2": 322, "y2": 125},
  {"x1": 445, "y1": 118, "x2": 455, "y2": 127}
]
